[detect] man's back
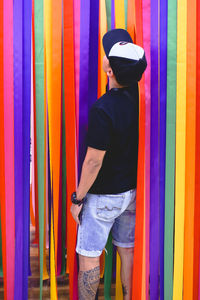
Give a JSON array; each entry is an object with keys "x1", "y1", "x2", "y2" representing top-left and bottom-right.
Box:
[{"x1": 87, "y1": 83, "x2": 139, "y2": 194}]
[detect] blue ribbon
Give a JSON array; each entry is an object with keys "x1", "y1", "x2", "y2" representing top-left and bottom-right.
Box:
[
  {"x1": 159, "y1": 0, "x2": 167, "y2": 299},
  {"x1": 78, "y1": 0, "x2": 99, "y2": 178},
  {"x1": 150, "y1": 0, "x2": 160, "y2": 298},
  {"x1": 23, "y1": 0, "x2": 31, "y2": 297},
  {"x1": 14, "y1": 0, "x2": 23, "y2": 298},
  {"x1": 78, "y1": 0, "x2": 90, "y2": 177},
  {"x1": 111, "y1": 0, "x2": 115, "y2": 29},
  {"x1": 14, "y1": 0, "x2": 31, "y2": 299},
  {"x1": 88, "y1": 0, "x2": 99, "y2": 111}
]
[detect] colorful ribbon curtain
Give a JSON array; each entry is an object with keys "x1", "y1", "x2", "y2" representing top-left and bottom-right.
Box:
[{"x1": 0, "y1": 0, "x2": 200, "y2": 299}]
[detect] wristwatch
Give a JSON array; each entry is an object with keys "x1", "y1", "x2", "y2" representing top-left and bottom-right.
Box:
[{"x1": 71, "y1": 192, "x2": 86, "y2": 206}]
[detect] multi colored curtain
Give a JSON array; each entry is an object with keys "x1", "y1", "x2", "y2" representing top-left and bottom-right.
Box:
[{"x1": 0, "y1": 0, "x2": 200, "y2": 299}]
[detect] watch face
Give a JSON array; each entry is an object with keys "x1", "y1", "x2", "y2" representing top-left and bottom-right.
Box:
[{"x1": 71, "y1": 192, "x2": 76, "y2": 203}]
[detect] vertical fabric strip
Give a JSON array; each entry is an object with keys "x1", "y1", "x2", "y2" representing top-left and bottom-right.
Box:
[
  {"x1": 104, "y1": 234, "x2": 113, "y2": 300},
  {"x1": 43, "y1": 1, "x2": 49, "y2": 281},
  {"x1": 0, "y1": 217, "x2": 2, "y2": 276},
  {"x1": 173, "y1": 0, "x2": 187, "y2": 299},
  {"x1": 183, "y1": 0, "x2": 196, "y2": 298},
  {"x1": 111, "y1": 0, "x2": 115, "y2": 29},
  {"x1": 60, "y1": 20, "x2": 66, "y2": 276},
  {"x1": 113, "y1": 1, "x2": 125, "y2": 295},
  {"x1": 127, "y1": 0, "x2": 135, "y2": 42},
  {"x1": 57, "y1": 127, "x2": 62, "y2": 275},
  {"x1": 103, "y1": 6, "x2": 113, "y2": 296},
  {"x1": 150, "y1": 0, "x2": 160, "y2": 297},
  {"x1": 22, "y1": 0, "x2": 31, "y2": 296},
  {"x1": 124, "y1": 0, "x2": 128, "y2": 29},
  {"x1": 50, "y1": 207, "x2": 57, "y2": 299},
  {"x1": 63, "y1": 0, "x2": 77, "y2": 297},
  {"x1": 13, "y1": 0, "x2": 23, "y2": 298},
  {"x1": 88, "y1": 0, "x2": 99, "y2": 109},
  {"x1": 34, "y1": 0, "x2": 45, "y2": 297},
  {"x1": 164, "y1": 0, "x2": 177, "y2": 299},
  {"x1": 51, "y1": 0, "x2": 62, "y2": 270},
  {"x1": 116, "y1": 253, "x2": 123, "y2": 299},
  {"x1": 105, "y1": 0, "x2": 111, "y2": 31},
  {"x1": 3, "y1": 0, "x2": 15, "y2": 298},
  {"x1": 159, "y1": 0, "x2": 167, "y2": 299},
  {"x1": 32, "y1": 2, "x2": 40, "y2": 246},
  {"x1": 73, "y1": 0, "x2": 80, "y2": 153},
  {"x1": 0, "y1": 0, "x2": 7, "y2": 295},
  {"x1": 78, "y1": 0, "x2": 90, "y2": 175},
  {"x1": 132, "y1": 0, "x2": 145, "y2": 297},
  {"x1": 142, "y1": 0, "x2": 151, "y2": 297},
  {"x1": 99, "y1": 0, "x2": 107, "y2": 97},
  {"x1": 45, "y1": 0, "x2": 58, "y2": 297},
  {"x1": 114, "y1": 0, "x2": 125, "y2": 28},
  {"x1": 193, "y1": 0, "x2": 200, "y2": 298}
]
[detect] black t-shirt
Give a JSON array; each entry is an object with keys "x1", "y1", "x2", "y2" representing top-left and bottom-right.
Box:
[{"x1": 87, "y1": 83, "x2": 139, "y2": 194}]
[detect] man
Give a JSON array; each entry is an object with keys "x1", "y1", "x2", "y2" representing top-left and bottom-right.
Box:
[{"x1": 71, "y1": 29, "x2": 147, "y2": 300}]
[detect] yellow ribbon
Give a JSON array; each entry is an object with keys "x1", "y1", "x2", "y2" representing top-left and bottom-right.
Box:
[
  {"x1": 45, "y1": 0, "x2": 60, "y2": 297},
  {"x1": 173, "y1": 0, "x2": 187, "y2": 299},
  {"x1": 43, "y1": 0, "x2": 49, "y2": 280},
  {"x1": 100, "y1": 0, "x2": 107, "y2": 95},
  {"x1": 116, "y1": 252, "x2": 123, "y2": 299},
  {"x1": 114, "y1": 0, "x2": 125, "y2": 29},
  {"x1": 50, "y1": 208, "x2": 57, "y2": 299}
]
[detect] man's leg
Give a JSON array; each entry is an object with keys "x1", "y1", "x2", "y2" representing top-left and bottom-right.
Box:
[
  {"x1": 78, "y1": 254, "x2": 100, "y2": 300},
  {"x1": 117, "y1": 246, "x2": 134, "y2": 300}
]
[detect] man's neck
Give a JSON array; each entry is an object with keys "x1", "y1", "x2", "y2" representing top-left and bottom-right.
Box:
[{"x1": 109, "y1": 78, "x2": 124, "y2": 90}]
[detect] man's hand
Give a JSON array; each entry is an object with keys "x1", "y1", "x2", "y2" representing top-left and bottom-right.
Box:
[{"x1": 70, "y1": 203, "x2": 83, "y2": 225}]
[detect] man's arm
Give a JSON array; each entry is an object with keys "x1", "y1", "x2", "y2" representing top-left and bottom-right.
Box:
[
  {"x1": 70, "y1": 146, "x2": 106, "y2": 224},
  {"x1": 76, "y1": 147, "x2": 106, "y2": 199}
]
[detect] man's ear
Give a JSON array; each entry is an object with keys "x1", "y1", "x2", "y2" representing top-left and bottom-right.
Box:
[{"x1": 107, "y1": 67, "x2": 114, "y2": 78}]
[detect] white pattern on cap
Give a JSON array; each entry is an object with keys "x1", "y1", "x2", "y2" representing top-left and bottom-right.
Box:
[{"x1": 108, "y1": 42, "x2": 144, "y2": 61}]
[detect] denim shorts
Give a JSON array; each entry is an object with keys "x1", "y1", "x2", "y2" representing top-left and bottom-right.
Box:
[{"x1": 76, "y1": 189, "x2": 136, "y2": 257}]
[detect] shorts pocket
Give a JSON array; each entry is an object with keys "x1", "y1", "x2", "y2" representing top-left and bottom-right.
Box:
[
  {"x1": 96, "y1": 195, "x2": 123, "y2": 221},
  {"x1": 126, "y1": 192, "x2": 136, "y2": 212}
]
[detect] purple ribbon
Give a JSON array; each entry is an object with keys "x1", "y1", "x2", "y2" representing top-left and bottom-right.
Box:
[
  {"x1": 78, "y1": 0, "x2": 90, "y2": 177},
  {"x1": 150, "y1": 0, "x2": 159, "y2": 299},
  {"x1": 78, "y1": 0, "x2": 99, "y2": 176},
  {"x1": 88, "y1": 0, "x2": 99, "y2": 111},
  {"x1": 159, "y1": 1, "x2": 167, "y2": 299},
  {"x1": 22, "y1": 0, "x2": 31, "y2": 297},
  {"x1": 111, "y1": 0, "x2": 115, "y2": 29},
  {"x1": 14, "y1": 0, "x2": 31, "y2": 299},
  {"x1": 14, "y1": 0, "x2": 23, "y2": 298}
]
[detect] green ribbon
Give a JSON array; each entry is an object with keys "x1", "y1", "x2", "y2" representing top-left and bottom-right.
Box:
[
  {"x1": 104, "y1": 233, "x2": 113, "y2": 300},
  {"x1": 124, "y1": 0, "x2": 128, "y2": 29},
  {"x1": 105, "y1": 0, "x2": 111, "y2": 31},
  {"x1": 164, "y1": 0, "x2": 177, "y2": 299},
  {"x1": 34, "y1": 1, "x2": 45, "y2": 298},
  {"x1": 102, "y1": 4, "x2": 114, "y2": 299}
]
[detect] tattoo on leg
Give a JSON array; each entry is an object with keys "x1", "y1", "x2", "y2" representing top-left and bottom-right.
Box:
[
  {"x1": 122, "y1": 284, "x2": 128, "y2": 296},
  {"x1": 78, "y1": 266, "x2": 100, "y2": 300}
]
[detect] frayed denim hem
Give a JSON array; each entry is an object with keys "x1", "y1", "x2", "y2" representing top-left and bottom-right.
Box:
[{"x1": 76, "y1": 247, "x2": 102, "y2": 258}]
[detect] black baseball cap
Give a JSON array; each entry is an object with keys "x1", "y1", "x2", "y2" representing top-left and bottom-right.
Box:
[{"x1": 103, "y1": 29, "x2": 147, "y2": 85}]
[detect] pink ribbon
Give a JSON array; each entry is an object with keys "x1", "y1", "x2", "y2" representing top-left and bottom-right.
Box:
[
  {"x1": 143, "y1": 0, "x2": 151, "y2": 297},
  {"x1": 4, "y1": 0, "x2": 15, "y2": 298}
]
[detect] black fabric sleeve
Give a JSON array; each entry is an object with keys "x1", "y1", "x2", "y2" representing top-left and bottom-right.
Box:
[{"x1": 86, "y1": 106, "x2": 112, "y2": 151}]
